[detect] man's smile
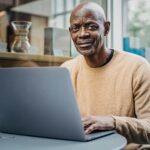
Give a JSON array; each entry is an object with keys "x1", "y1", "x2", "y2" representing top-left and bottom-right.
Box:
[{"x1": 77, "y1": 40, "x2": 93, "y2": 48}]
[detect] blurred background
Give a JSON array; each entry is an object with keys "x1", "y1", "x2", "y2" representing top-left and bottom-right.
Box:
[{"x1": 0, "y1": 0, "x2": 150, "y2": 61}]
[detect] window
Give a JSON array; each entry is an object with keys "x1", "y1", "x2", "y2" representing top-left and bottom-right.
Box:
[
  {"x1": 123, "y1": 0, "x2": 150, "y2": 61},
  {"x1": 50, "y1": 0, "x2": 79, "y2": 29}
]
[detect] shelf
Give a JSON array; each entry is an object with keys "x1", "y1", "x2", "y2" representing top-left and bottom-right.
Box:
[{"x1": 0, "y1": 52, "x2": 71, "y2": 67}]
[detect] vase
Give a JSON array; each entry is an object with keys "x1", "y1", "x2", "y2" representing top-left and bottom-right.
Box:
[{"x1": 11, "y1": 21, "x2": 32, "y2": 53}]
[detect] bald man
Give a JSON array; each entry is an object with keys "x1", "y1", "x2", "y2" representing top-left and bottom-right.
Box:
[{"x1": 62, "y1": 2, "x2": 150, "y2": 149}]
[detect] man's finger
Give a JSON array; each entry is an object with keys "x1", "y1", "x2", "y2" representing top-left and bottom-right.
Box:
[
  {"x1": 83, "y1": 120, "x2": 94, "y2": 128},
  {"x1": 85, "y1": 123, "x2": 98, "y2": 134}
]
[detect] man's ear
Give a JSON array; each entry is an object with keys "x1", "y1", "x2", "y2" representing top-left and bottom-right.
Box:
[{"x1": 104, "y1": 21, "x2": 110, "y2": 36}]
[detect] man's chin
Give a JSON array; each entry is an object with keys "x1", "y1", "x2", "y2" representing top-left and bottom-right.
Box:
[{"x1": 77, "y1": 48, "x2": 94, "y2": 56}]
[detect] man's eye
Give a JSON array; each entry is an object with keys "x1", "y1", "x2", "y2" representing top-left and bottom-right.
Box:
[
  {"x1": 70, "y1": 26, "x2": 79, "y2": 32},
  {"x1": 87, "y1": 25, "x2": 98, "y2": 30}
]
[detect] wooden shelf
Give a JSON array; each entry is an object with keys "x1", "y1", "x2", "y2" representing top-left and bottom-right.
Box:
[{"x1": 0, "y1": 52, "x2": 71, "y2": 67}]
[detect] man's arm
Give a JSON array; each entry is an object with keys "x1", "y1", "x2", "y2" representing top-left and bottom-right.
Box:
[{"x1": 113, "y1": 61, "x2": 150, "y2": 144}]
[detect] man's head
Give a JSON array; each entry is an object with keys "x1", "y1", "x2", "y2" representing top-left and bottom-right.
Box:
[{"x1": 69, "y1": 2, "x2": 110, "y2": 56}]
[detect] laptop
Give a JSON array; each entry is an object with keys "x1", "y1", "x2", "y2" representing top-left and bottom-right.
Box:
[{"x1": 0, "y1": 67, "x2": 115, "y2": 141}]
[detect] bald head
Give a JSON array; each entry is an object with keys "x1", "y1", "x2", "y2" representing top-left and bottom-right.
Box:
[{"x1": 70, "y1": 2, "x2": 106, "y2": 23}]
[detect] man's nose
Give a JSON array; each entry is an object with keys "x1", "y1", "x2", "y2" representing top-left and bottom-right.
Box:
[{"x1": 79, "y1": 27, "x2": 90, "y2": 38}]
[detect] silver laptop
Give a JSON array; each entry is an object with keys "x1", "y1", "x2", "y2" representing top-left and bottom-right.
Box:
[{"x1": 0, "y1": 67, "x2": 115, "y2": 141}]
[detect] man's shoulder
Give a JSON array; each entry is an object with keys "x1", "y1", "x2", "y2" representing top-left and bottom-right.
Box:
[
  {"x1": 115, "y1": 50, "x2": 148, "y2": 65},
  {"x1": 113, "y1": 50, "x2": 150, "y2": 75},
  {"x1": 61, "y1": 55, "x2": 83, "y2": 70}
]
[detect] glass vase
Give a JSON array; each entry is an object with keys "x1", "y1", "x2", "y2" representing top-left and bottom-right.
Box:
[{"x1": 11, "y1": 21, "x2": 32, "y2": 53}]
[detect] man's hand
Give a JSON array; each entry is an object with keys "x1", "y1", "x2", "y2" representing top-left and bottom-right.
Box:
[{"x1": 82, "y1": 115, "x2": 115, "y2": 134}]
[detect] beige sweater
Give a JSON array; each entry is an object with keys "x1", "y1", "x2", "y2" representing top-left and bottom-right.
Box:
[{"x1": 62, "y1": 50, "x2": 150, "y2": 144}]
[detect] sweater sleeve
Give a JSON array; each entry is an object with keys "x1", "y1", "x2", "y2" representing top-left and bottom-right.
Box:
[{"x1": 113, "y1": 60, "x2": 150, "y2": 144}]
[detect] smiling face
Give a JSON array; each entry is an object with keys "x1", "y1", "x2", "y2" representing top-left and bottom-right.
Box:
[{"x1": 69, "y1": 3, "x2": 109, "y2": 57}]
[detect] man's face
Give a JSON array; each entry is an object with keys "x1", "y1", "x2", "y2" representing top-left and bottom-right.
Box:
[{"x1": 69, "y1": 9, "x2": 106, "y2": 56}]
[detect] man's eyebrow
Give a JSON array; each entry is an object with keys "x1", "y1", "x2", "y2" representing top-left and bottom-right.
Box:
[
  {"x1": 70, "y1": 21, "x2": 98, "y2": 28},
  {"x1": 70, "y1": 23, "x2": 80, "y2": 26},
  {"x1": 83, "y1": 21, "x2": 99, "y2": 27}
]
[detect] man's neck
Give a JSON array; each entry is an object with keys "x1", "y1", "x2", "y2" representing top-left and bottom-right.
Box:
[{"x1": 84, "y1": 48, "x2": 113, "y2": 68}]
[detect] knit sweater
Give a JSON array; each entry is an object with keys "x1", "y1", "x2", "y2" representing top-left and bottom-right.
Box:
[{"x1": 61, "y1": 50, "x2": 150, "y2": 144}]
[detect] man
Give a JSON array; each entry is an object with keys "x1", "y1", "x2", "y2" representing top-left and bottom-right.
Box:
[{"x1": 62, "y1": 2, "x2": 150, "y2": 149}]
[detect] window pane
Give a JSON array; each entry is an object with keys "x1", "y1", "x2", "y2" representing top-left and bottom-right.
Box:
[
  {"x1": 55, "y1": 15, "x2": 64, "y2": 28},
  {"x1": 66, "y1": 0, "x2": 74, "y2": 11},
  {"x1": 56, "y1": 0, "x2": 64, "y2": 13},
  {"x1": 65, "y1": 13, "x2": 71, "y2": 29},
  {"x1": 123, "y1": 0, "x2": 150, "y2": 60}
]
